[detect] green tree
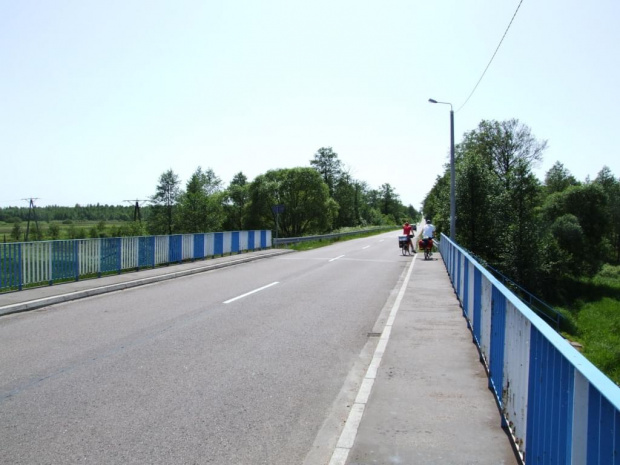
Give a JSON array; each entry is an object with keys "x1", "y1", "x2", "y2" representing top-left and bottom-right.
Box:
[
  {"x1": 149, "y1": 169, "x2": 181, "y2": 235},
  {"x1": 310, "y1": 147, "x2": 342, "y2": 196},
  {"x1": 247, "y1": 167, "x2": 337, "y2": 236},
  {"x1": 544, "y1": 161, "x2": 579, "y2": 195},
  {"x1": 460, "y1": 119, "x2": 546, "y2": 190},
  {"x1": 47, "y1": 223, "x2": 61, "y2": 240},
  {"x1": 177, "y1": 167, "x2": 224, "y2": 233},
  {"x1": 378, "y1": 183, "x2": 401, "y2": 223},
  {"x1": 10, "y1": 221, "x2": 22, "y2": 241},
  {"x1": 542, "y1": 183, "x2": 608, "y2": 275},
  {"x1": 422, "y1": 173, "x2": 450, "y2": 235},
  {"x1": 455, "y1": 150, "x2": 500, "y2": 258},
  {"x1": 594, "y1": 167, "x2": 620, "y2": 263},
  {"x1": 223, "y1": 172, "x2": 250, "y2": 230},
  {"x1": 332, "y1": 171, "x2": 359, "y2": 228},
  {"x1": 497, "y1": 160, "x2": 543, "y2": 289}
]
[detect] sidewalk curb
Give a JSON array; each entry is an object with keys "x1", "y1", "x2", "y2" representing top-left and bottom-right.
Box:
[{"x1": 0, "y1": 249, "x2": 293, "y2": 317}]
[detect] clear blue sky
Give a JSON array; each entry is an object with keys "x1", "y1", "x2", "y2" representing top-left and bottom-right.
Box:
[{"x1": 2, "y1": 1, "x2": 619, "y2": 210}]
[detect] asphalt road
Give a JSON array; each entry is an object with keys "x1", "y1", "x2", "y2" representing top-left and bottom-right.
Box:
[{"x1": 0, "y1": 232, "x2": 409, "y2": 465}]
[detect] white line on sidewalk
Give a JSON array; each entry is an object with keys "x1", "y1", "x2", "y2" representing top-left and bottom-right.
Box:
[
  {"x1": 328, "y1": 254, "x2": 417, "y2": 465},
  {"x1": 223, "y1": 282, "x2": 279, "y2": 304}
]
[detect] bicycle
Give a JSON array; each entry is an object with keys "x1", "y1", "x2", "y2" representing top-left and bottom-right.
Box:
[
  {"x1": 399, "y1": 235, "x2": 413, "y2": 255},
  {"x1": 419, "y1": 238, "x2": 434, "y2": 260}
]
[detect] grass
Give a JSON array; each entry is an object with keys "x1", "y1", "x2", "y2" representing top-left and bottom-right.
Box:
[
  {"x1": 575, "y1": 298, "x2": 620, "y2": 384},
  {"x1": 559, "y1": 264, "x2": 620, "y2": 385},
  {"x1": 0, "y1": 220, "x2": 129, "y2": 242}
]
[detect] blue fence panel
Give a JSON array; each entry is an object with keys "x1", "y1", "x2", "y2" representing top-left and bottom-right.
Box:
[
  {"x1": 214, "y1": 233, "x2": 224, "y2": 256},
  {"x1": 587, "y1": 389, "x2": 619, "y2": 464},
  {"x1": 138, "y1": 236, "x2": 155, "y2": 268},
  {"x1": 169, "y1": 235, "x2": 183, "y2": 263},
  {"x1": 231, "y1": 231, "x2": 240, "y2": 254},
  {"x1": 473, "y1": 268, "x2": 482, "y2": 344},
  {"x1": 489, "y1": 286, "x2": 506, "y2": 405},
  {"x1": 0, "y1": 243, "x2": 21, "y2": 291},
  {"x1": 456, "y1": 249, "x2": 462, "y2": 297},
  {"x1": 248, "y1": 230, "x2": 256, "y2": 250},
  {"x1": 526, "y1": 327, "x2": 575, "y2": 464},
  {"x1": 193, "y1": 234, "x2": 205, "y2": 260},
  {"x1": 260, "y1": 230, "x2": 267, "y2": 248},
  {"x1": 463, "y1": 258, "x2": 470, "y2": 321},
  {"x1": 100, "y1": 238, "x2": 121, "y2": 274},
  {"x1": 52, "y1": 240, "x2": 77, "y2": 282}
]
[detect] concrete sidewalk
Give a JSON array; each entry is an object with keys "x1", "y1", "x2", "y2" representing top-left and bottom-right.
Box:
[
  {"x1": 341, "y1": 253, "x2": 519, "y2": 465},
  {"x1": 0, "y1": 248, "x2": 293, "y2": 317}
]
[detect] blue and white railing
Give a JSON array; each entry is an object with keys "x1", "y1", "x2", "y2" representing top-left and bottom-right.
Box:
[
  {"x1": 0, "y1": 230, "x2": 271, "y2": 293},
  {"x1": 440, "y1": 233, "x2": 620, "y2": 464}
]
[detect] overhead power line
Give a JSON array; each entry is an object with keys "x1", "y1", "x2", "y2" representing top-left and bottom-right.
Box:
[{"x1": 457, "y1": 0, "x2": 524, "y2": 112}]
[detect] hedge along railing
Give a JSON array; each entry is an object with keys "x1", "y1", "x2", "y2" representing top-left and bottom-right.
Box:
[
  {"x1": 0, "y1": 230, "x2": 272, "y2": 293},
  {"x1": 439, "y1": 233, "x2": 620, "y2": 464}
]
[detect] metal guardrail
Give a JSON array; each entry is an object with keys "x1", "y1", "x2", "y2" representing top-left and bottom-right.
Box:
[
  {"x1": 272, "y1": 226, "x2": 397, "y2": 246},
  {"x1": 0, "y1": 230, "x2": 272, "y2": 293},
  {"x1": 440, "y1": 233, "x2": 620, "y2": 464}
]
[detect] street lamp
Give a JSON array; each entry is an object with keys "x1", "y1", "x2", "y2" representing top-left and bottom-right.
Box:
[{"x1": 428, "y1": 98, "x2": 456, "y2": 240}]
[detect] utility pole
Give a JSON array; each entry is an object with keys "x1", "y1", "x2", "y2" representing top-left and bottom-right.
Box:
[
  {"x1": 22, "y1": 198, "x2": 40, "y2": 242},
  {"x1": 123, "y1": 199, "x2": 149, "y2": 223}
]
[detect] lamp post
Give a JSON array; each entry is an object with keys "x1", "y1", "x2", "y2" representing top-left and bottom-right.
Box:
[{"x1": 428, "y1": 98, "x2": 455, "y2": 240}]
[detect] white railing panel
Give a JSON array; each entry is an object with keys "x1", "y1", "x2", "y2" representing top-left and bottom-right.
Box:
[
  {"x1": 467, "y1": 261, "x2": 475, "y2": 326},
  {"x1": 182, "y1": 235, "x2": 194, "y2": 261},
  {"x1": 480, "y1": 275, "x2": 493, "y2": 364},
  {"x1": 121, "y1": 237, "x2": 139, "y2": 270},
  {"x1": 503, "y1": 300, "x2": 530, "y2": 459},
  {"x1": 223, "y1": 232, "x2": 232, "y2": 254},
  {"x1": 78, "y1": 239, "x2": 100, "y2": 276},
  {"x1": 205, "y1": 233, "x2": 215, "y2": 256},
  {"x1": 240, "y1": 231, "x2": 248, "y2": 251},
  {"x1": 22, "y1": 242, "x2": 51, "y2": 285},
  {"x1": 571, "y1": 371, "x2": 589, "y2": 464},
  {"x1": 154, "y1": 236, "x2": 169, "y2": 266}
]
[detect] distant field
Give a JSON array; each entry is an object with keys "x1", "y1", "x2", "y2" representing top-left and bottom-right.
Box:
[{"x1": 0, "y1": 220, "x2": 129, "y2": 242}]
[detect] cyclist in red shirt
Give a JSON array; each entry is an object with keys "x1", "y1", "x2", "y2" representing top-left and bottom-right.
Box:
[{"x1": 403, "y1": 222, "x2": 414, "y2": 253}]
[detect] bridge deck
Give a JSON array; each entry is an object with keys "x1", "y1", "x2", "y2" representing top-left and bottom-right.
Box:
[{"x1": 0, "y1": 249, "x2": 519, "y2": 464}]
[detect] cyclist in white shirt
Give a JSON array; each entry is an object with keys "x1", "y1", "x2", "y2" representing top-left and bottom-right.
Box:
[{"x1": 422, "y1": 219, "x2": 435, "y2": 240}]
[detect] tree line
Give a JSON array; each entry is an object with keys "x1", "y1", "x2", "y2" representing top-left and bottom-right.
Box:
[
  {"x1": 1, "y1": 147, "x2": 420, "y2": 241},
  {"x1": 423, "y1": 118, "x2": 620, "y2": 304},
  {"x1": 148, "y1": 147, "x2": 419, "y2": 236}
]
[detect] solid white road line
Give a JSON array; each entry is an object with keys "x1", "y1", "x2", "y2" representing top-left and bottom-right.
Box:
[
  {"x1": 328, "y1": 253, "x2": 417, "y2": 465},
  {"x1": 223, "y1": 282, "x2": 279, "y2": 304}
]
